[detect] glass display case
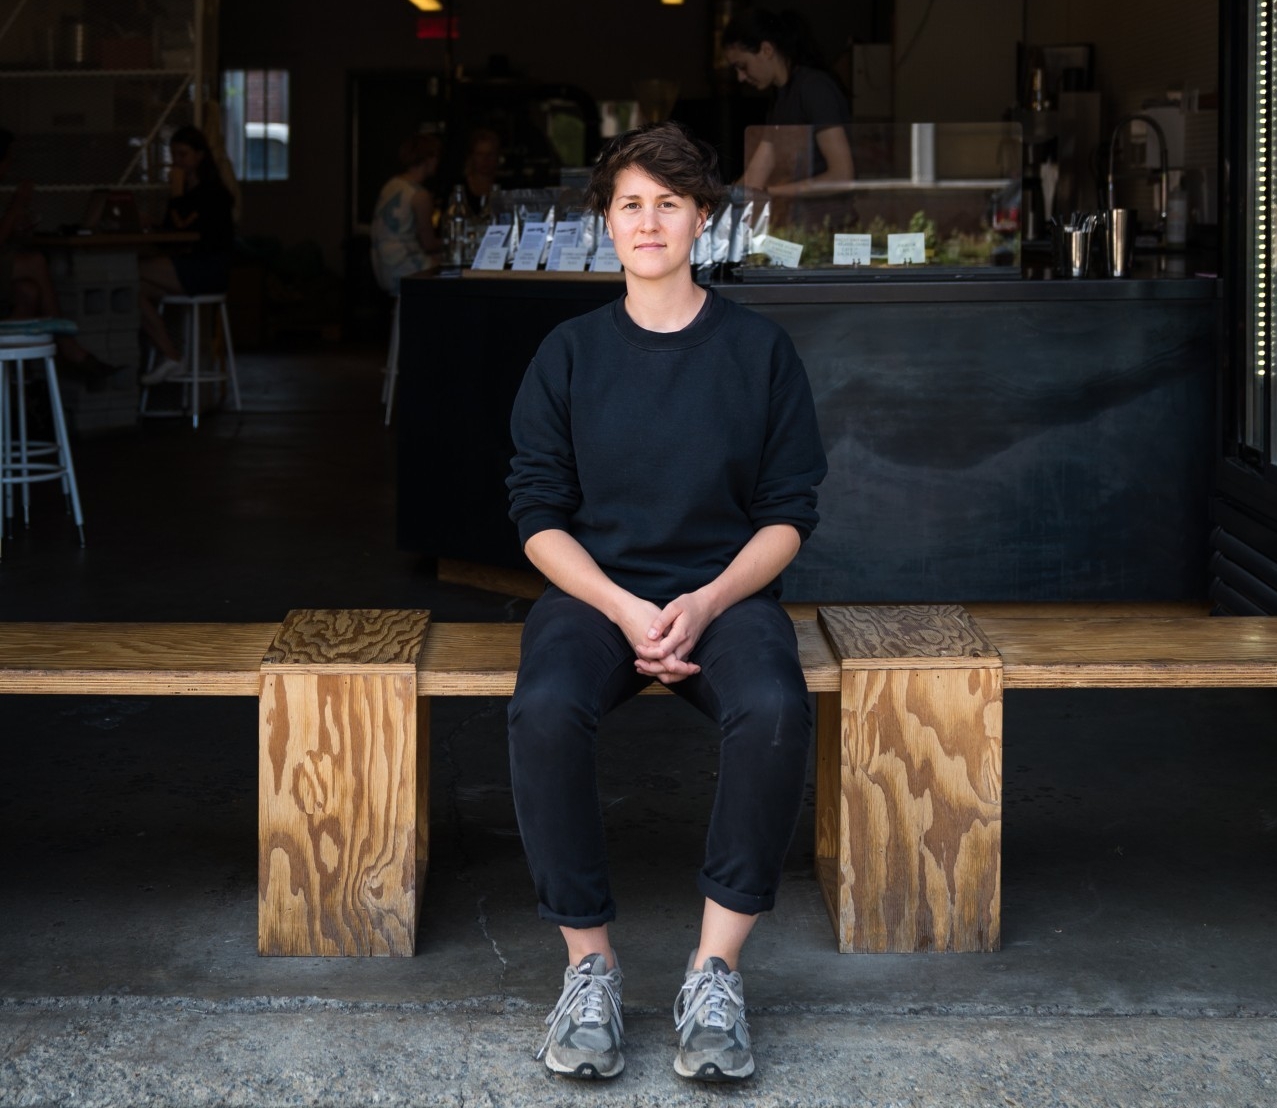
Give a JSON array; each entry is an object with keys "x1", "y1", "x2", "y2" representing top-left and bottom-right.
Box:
[
  {"x1": 446, "y1": 121, "x2": 1023, "y2": 283},
  {"x1": 727, "y1": 121, "x2": 1022, "y2": 280}
]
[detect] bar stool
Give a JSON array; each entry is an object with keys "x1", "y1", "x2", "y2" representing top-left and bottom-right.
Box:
[
  {"x1": 139, "y1": 293, "x2": 242, "y2": 429},
  {"x1": 0, "y1": 333, "x2": 85, "y2": 557},
  {"x1": 381, "y1": 294, "x2": 401, "y2": 426}
]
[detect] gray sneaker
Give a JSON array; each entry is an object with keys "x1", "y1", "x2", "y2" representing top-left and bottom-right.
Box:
[
  {"x1": 537, "y1": 953, "x2": 625, "y2": 1079},
  {"x1": 672, "y1": 954, "x2": 755, "y2": 1081}
]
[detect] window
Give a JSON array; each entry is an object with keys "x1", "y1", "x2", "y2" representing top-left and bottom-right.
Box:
[{"x1": 221, "y1": 69, "x2": 291, "y2": 181}]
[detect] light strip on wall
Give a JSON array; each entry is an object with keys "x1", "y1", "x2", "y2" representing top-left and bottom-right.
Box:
[{"x1": 1257, "y1": 0, "x2": 1270, "y2": 382}]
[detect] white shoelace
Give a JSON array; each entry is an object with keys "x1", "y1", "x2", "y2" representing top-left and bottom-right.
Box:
[
  {"x1": 674, "y1": 967, "x2": 747, "y2": 1032},
  {"x1": 537, "y1": 962, "x2": 624, "y2": 1060}
]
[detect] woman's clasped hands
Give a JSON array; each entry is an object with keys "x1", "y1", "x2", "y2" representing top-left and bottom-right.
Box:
[{"x1": 620, "y1": 592, "x2": 715, "y2": 684}]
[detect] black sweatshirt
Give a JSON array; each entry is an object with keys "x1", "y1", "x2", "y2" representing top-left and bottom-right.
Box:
[{"x1": 507, "y1": 290, "x2": 827, "y2": 605}]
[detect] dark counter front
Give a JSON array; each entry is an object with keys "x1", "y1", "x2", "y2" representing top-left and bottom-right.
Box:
[{"x1": 398, "y1": 273, "x2": 1219, "y2": 603}]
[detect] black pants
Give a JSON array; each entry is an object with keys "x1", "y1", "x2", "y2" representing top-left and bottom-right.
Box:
[{"x1": 507, "y1": 585, "x2": 813, "y2": 929}]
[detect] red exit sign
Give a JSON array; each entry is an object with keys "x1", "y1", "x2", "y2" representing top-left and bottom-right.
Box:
[{"x1": 417, "y1": 15, "x2": 459, "y2": 39}]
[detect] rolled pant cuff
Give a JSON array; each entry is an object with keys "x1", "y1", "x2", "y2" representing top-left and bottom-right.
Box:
[
  {"x1": 536, "y1": 902, "x2": 617, "y2": 930},
  {"x1": 697, "y1": 871, "x2": 775, "y2": 917}
]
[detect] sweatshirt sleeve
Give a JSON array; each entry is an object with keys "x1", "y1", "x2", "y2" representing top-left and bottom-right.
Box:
[
  {"x1": 506, "y1": 339, "x2": 581, "y2": 546},
  {"x1": 749, "y1": 330, "x2": 828, "y2": 541}
]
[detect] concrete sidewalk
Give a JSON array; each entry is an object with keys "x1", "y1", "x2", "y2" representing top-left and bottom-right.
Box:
[{"x1": 4, "y1": 998, "x2": 1274, "y2": 1107}]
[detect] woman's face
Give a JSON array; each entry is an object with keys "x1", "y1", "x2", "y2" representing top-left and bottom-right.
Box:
[
  {"x1": 605, "y1": 165, "x2": 706, "y2": 284},
  {"x1": 723, "y1": 42, "x2": 785, "y2": 90},
  {"x1": 467, "y1": 138, "x2": 501, "y2": 177},
  {"x1": 170, "y1": 141, "x2": 204, "y2": 179}
]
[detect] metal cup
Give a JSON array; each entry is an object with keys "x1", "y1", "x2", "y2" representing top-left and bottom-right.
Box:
[
  {"x1": 1054, "y1": 228, "x2": 1092, "y2": 278},
  {"x1": 1105, "y1": 208, "x2": 1135, "y2": 278}
]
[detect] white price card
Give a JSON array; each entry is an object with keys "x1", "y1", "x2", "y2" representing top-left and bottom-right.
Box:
[
  {"x1": 591, "y1": 235, "x2": 623, "y2": 272},
  {"x1": 887, "y1": 232, "x2": 927, "y2": 265},
  {"x1": 555, "y1": 246, "x2": 590, "y2": 272},
  {"x1": 513, "y1": 222, "x2": 551, "y2": 271},
  {"x1": 753, "y1": 233, "x2": 804, "y2": 268},
  {"x1": 833, "y1": 233, "x2": 873, "y2": 266},
  {"x1": 546, "y1": 221, "x2": 583, "y2": 270},
  {"x1": 472, "y1": 226, "x2": 512, "y2": 271}
]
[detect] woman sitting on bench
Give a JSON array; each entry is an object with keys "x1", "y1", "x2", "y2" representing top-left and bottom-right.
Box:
[{"x1": 506, "y1": 121, "x2": 827, "y2": 1083}]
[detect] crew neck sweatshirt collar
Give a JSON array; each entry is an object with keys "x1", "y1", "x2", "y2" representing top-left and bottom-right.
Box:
[{"x1": 610, "y1": 288, "x2": 724, "y2": 351}]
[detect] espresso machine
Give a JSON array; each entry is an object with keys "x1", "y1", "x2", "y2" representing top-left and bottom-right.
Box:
[{"x1": 1015, "y1": 45, "x2": 1100, "y2": 247}]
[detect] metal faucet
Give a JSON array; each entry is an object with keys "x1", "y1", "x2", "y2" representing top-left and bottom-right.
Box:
[{"x1": 1107, "y1": 113, "x2": 1169, "y2": 239}]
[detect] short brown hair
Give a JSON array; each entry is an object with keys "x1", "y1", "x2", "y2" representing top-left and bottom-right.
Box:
[
  {"x1": 399, "y1": 132, "x2": 442, "y2": 169},
  {"x1": 584, "y1": 121, "x2": 724, "y2": 217}
]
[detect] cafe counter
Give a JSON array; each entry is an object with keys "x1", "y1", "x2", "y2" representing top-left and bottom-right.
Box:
[{"x1": 396, "y1": 269, "x2": 1218, "y2": 602}]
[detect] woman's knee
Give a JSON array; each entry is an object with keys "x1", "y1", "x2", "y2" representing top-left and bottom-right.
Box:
[
  {"x1": 139, "y1": 257, "x2": 180, "y2": 295},
  {"x1": 727, "y1": 678, "x2": 812, "y2": 752},
  {"x1": 508, "y1": 678, "x2": 597, "y2": 757}
]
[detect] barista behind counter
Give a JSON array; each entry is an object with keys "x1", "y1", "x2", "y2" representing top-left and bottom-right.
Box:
[{"x1": 722, "y1": 7, "x2": 854, "y2": 197}]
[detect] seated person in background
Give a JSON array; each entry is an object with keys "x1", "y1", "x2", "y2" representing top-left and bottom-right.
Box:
[
  {"x1": 455, "y1": 128, "x2": 502, "y2": 215},
  {"x1": 722, "y1": 7, "x2": 854, "y2": 197},
  {"x1": 140, "y1": 125, "x2": 235, "y2": 385},
  {"x1": 370, "y1": 133, "x2": 443, "y2": 295},
  {"x1": 0, "y1": 128, "x2": 119, "y2": 380}
]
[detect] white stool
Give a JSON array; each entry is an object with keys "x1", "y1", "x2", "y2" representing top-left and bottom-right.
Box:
[
  {"x1": 0, "y1": 334, "x2": 85, "y2": 557},
  {"x1": 380, "y1": 294, "x2": 401, "y2": 427},
  {"x1": 140, "y1": 293, "x2": 242, "y2": 429}
]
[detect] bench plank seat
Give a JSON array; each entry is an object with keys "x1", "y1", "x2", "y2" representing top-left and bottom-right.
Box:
[
  {"x1": 0, "y1": 622, "x2": 277, "y2": 695},
  {"x1": 417, "y1": 618, "x2": 841, "y2": 696},
  {"x1": 976, "y1": 616, "x2": 1277, "y2": 687}
]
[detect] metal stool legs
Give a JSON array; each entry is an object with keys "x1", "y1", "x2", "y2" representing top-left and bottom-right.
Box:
[
  {"x1": 140, "y1": 294, "x2": 242, "y2": 429},
  {"x1": 382, "y1": 295, "x2": 401, "y2": 427},
  {"x1": 0, "y1": 336, "x2": 86, "y2": 557}
]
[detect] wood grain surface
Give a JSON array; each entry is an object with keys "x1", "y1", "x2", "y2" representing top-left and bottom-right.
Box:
[
  {"x1": 976, "y1": 616, "x2": 1277, "y2": 687},
  {"x1": 0, "y1": 622, "x2": 276, "y2": 695},
  {"x1": 819, "y1": 606, "x2": 999, "y2": 668},
  {"x1": 963, "y1": 601, "x2": 1210, "y2": 619},
  {"x1": 262, "y1": 609, "x2": 430, "y2": 671},
  {"x1": 822, "y1": 665, "x2": 1003, "y2": 953},
  {"x1": 258, "y1": 670, "x2": 422, "y2": 956},
  {"x1": 416, "y1": 618, "x2": 840, "y2": 695},
  {"x1": 259, "y1": 610, "x2": 430, "y2": 956}
]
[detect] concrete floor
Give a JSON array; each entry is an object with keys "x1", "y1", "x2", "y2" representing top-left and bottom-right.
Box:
[{"x1": 1, "y1": 344, "x2": 1275, "y2": 1106}]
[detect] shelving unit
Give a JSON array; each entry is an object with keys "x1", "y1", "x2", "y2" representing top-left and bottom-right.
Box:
[
  {"x1": 0, "y1": 0, "x2": 205, "y2": 229},
  {"x1": 0, "y1": 0, "x2": 212, "y2": 430}
]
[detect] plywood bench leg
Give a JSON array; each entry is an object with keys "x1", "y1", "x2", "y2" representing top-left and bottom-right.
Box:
[
  {"x1": 813, "y1": 689, "x2": 844, "y2": 935},
  {"x1": 815, "y1": 606, "x2": 1003, "y2": 953},
  {"x1": 258, "y1": 609, "x2": 430, "y2": 956},
  {"x1": 416, "y1": 694, "x2": 432, "y2": 921}
]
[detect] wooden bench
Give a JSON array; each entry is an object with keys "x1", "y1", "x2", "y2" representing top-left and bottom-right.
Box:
[{"x1": 3, "y1": 604, "x2": 1275, "y2": 959}]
